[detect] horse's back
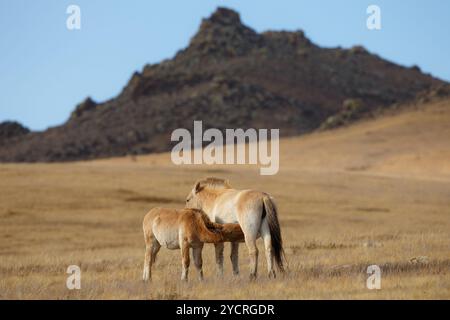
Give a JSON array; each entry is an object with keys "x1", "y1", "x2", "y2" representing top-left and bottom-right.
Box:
[{"x1": 213, "y1": 189, "x2": 266, "y2": 224}]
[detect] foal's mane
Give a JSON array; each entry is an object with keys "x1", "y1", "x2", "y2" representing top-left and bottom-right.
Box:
[{"x1": 195, "y1": 177, "x2": 232, "y2": 190}]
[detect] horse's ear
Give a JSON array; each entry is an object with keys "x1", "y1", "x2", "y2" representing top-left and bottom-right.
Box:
[{"x1": 194, "y1": 181, "x2": 204, "y2": 193}]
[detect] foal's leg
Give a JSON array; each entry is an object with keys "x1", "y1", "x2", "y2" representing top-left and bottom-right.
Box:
[
  {"x1": 181, "y1": 241, "x2": 190, "y2": 281},
  {"x1": 230, "y1": 242, "x2": 240, "y2": 275},
  {"x1": 149, "y1": 240, "x2": 161, "y2": 278},
  {"x1": 143, "y1": 244, "x2": 152, "y2": 281},
  {"x1": 192, "y1": 245, "x2": 204, "y2": 281},
  {"x1": 143, "y1": 238, "x2": 160, "y2": 281},
  {"x1": 261, "y1": 218, "x2": 275, "y2": 278},
  {"x1": 214, "y1": 242, "x2": 224, "y2": 277}
]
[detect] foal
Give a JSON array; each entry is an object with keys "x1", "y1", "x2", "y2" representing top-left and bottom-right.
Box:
[{"x1": 142, "y1": 207, "x2": 244, "y2": 281}]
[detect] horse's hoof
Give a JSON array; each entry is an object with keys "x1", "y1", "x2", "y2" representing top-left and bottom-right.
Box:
[{"x1": 249, "y1": 274, "x2": 257, "y2": 281}]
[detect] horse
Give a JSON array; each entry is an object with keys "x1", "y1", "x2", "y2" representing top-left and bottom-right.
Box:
[
  {"x1": 185, "y1": 177, "x2": 285, "y2": 279},
  {"x1": 142, "y1": 207, "x2": 244, "y2": 281}
]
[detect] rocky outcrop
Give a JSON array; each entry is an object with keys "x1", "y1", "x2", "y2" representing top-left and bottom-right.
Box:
[
  {"x1": 69, "y1": 97, "x2": 98, "y2": 120},
  {"x1": 0, "y1": 121, "x2": 30, "y2": 144},
  {"x1": 0, "y1": 7, "x2": 446, "y2": 162}
]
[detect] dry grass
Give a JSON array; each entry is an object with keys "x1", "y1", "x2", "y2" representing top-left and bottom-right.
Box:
[{"x1": 0, "y1": 99, "x2": 449, "y2": 299}]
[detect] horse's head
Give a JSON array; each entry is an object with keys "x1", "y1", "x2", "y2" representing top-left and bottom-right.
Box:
[
  {"x1": 185, "y1": 177, "x2": 231, "y2": 210},
  {"x1": 185, "y1": 182, "x2": 203, "y2": 210}
]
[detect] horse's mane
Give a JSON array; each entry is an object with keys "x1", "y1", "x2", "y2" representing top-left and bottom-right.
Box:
[{"x1": 195, "y1": 177, "x2": 232, "y2": 190}]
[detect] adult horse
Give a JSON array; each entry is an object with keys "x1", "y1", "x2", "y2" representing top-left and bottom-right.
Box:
[{"x1": 185, "y1": 177, "x2": 285, "y2": 279}]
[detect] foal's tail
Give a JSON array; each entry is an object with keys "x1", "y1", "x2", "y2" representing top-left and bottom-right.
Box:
[
  {"x1": 262, "y1": 196, "x2": 285, "y2": 273},
  {"x1": 195, "y1": 211, "x2": 224, "y2": 243}
]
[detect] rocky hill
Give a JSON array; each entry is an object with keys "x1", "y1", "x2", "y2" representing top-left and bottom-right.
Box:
[
  {"x1": 0, "y1": 121, "x2": 30, "y2": 144},
  {"x1": 0, "y1": 7, "x2": 446, "y2": 162}
]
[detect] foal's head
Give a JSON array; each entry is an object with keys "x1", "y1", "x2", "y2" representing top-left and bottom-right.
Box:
[
  {"x1": 185, "y1": 177, "x2": 231, "y2": 210},
  {"x1": 220, "y1": 223, "x2": 245, "y2": 242}
]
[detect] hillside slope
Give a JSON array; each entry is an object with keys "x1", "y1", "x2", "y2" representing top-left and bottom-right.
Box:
[
  {"x1": 100, "y1": 96, "x2": 450, "y2": 181},
  {"x1": 282, "y1": 97, "x2": 450, "y2": 180}
]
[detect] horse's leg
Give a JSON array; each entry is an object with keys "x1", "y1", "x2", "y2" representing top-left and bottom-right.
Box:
[
  {"x1": 214, "y1": 242, "x2": 224, "y2": 277},
  {"x1": 260, "y1": 218, "x2": 275, "y2": 278},
  {"x1": 239, "y1": 219, "x2": 259, "y2": 280},
  {"x1": 143, "y1": 237, "x2": 160, "y2": 281},
  {"x1": 150, "y1": 240, "x2": 161, "y2": 276},
  {"x1": 143, "y1": 243, "x2": 152, "y2": 281},
  {"x1": 238, "y1": 209, "x2": 261, "y2": 280},
  {"x1": 244, "y1": 235, "x2": 259, "y2": 280},
  {"x1": 181, "y1": 241, "x2": 190, "y2": 281},
  {"x1": 230, "y1": 242, "x2": 240, "y2": 276},
  {"x1": 192, "y1": 245, "x2": 204, "y2": 281}
]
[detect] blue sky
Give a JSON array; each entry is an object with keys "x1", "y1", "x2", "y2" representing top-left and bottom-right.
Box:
[{"x1": 1, "y1": 0, "x2": 449, "y2": 131}]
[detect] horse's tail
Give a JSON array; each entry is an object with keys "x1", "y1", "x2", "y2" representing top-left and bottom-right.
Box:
[
  {"x1": 195, "y1": 211, "x2": 224, "y2": 243},
  {"x1": 262, "y1": 195, "x2": 285, "y2": 272}
]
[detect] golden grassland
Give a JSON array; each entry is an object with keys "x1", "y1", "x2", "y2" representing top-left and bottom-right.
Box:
[{"x1": 0, "y1": 99, "x2": 449, "y2": 299}]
